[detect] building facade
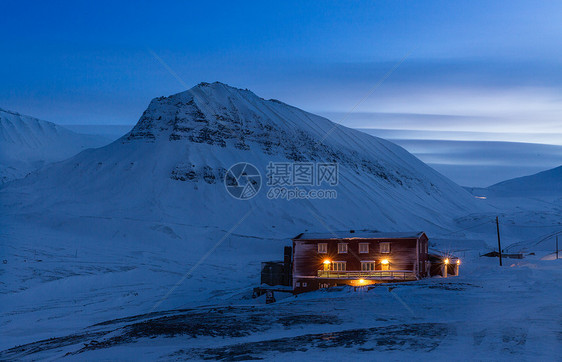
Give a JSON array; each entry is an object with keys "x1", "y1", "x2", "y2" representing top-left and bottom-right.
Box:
[{"x1": 292, "y1": 231, "x2": 430, "y2": 294}]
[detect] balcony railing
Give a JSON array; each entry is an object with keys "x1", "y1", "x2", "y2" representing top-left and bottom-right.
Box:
[{"x1": 317, "y1": 270, "x2": 416, "y2": 280}]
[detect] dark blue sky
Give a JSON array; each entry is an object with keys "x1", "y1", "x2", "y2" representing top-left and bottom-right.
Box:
[{"x1": 2, "y1": 1, "x2": 562, "y2": 144}]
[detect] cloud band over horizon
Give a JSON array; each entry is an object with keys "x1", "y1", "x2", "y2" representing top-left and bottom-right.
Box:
[{"x1": 1, "y1": 1, "x2": 562, "y2": 147}]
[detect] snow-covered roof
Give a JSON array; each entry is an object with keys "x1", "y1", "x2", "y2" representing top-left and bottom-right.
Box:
[{"x1": 294, "y1": 230, "x2": 426, "y2": 240}]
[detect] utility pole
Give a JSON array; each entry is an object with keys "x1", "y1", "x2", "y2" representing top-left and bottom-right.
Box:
[{"x1": 496, "y1": 216, "x2": 502, "y2": 266}]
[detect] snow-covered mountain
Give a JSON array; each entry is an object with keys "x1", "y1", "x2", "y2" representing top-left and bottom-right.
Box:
[
  {"x1": 487, "y1": 165, "x2": 562, "y2": 197},
  {"x1": 2, "y1": 82, "x2": 480, "y2": 235},
  {"x1": 466, "y1": 164, "x2": 562, "y2": 199},
  {"x1": 0, "y1": 108, "x2": 109, "y2": 183}
]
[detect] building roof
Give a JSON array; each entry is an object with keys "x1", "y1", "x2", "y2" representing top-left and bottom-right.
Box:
[{"x1": 293, "y1": 230, "x2": 426, "y2": 240}]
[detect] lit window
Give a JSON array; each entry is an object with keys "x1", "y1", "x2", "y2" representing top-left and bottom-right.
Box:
[
  {"x1": 338, "y1": 243, "x2": 348, "y2": 254},
  {"x1": 359, "y1": 243, "x2": 369, "y2": 254},
  {"x1": 318, "y1": 243, "x2": 327, "y2": 254},
  {"x1": 380, "y1": 242, "x2": 391, "y2": 254},
  {"x1": 361, "y1": 261, "x2": 376, "y2": 271},
  {"x1": 332, "y1": 261, "x2": 346, "y2": 271}
]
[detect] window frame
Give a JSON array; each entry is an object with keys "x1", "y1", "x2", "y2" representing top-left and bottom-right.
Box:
[
  {"x1": 380, "y1": 242, "x2": 391, "y2": 254},
  {"x1": 332, "y1": 261, "x2": 347, "y2": 271},
  {"x1": 361, "y1": 261, "x2": 376, "y2": 271},
  {"x1": 337, "y1": 243, "x2": 348, "y2": 254},
  {"x1": 359, "y1": 243, "x2": 369, "y2": 254},
  {"x1": 318, "y1": 243, "x2": 328, "y2": 254}
]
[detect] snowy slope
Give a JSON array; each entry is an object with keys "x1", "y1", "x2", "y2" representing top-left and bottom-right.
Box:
[
  {"x1": 0, "y1": 108, "x2": 109, "y2": 183},
  {"x1": 2, "y1": 82, "x2": 480, "y2": 235}
]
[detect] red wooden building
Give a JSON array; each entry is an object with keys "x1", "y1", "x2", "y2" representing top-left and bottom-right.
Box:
[{"x1": 292, "y1": 230, "x2": 432, "y2": 294}]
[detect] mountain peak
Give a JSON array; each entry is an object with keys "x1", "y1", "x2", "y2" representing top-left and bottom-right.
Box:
[
  {"x1": 175, "y1": 81, "x2": 258, "y2": 100},
  {"x1": 194, "y1": 81, "x2": 238, "y2": 89},
  {"x1": 125, "y1": 82, "x2": 280, "y2": 143}
]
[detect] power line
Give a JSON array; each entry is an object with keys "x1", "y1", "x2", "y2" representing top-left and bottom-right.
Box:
[
  {"x1": 433, "y1": 217, "x2": 562, "y2": 253},
  {"x1": 504, "y1": 229, "x2": 562, "y2": 252},
  {"x1": 502, "y1": 223, "x2": 562, "y2": 228},
  {"x1": 438, "y1": 219, "x2": 494, "y2": 237}
]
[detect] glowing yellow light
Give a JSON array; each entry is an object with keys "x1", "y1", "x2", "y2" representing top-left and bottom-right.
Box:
[
  {"x1": 456, "y1": 259, "x2": 461, "y2": 265},
  {"x1": 381, "y1": 259, "x2": 389, "y2": 265},
  {"x1": 444, "y1": 258, "x2": 450, "y2": 264},
  {"x1": 359, "y1": 279, "x2": 365, "y2": 284},
  {"x1": 323, "y1": 259, "x2": 331, "y2": 265}
]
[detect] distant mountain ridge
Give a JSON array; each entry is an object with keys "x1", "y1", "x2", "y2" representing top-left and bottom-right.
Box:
[
  {"x1": 487, "y1": 165, "x2": 562, "y2": 196},
  {"x1": 0, "y1": 108, "x2": 109, "y2": 183}
]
